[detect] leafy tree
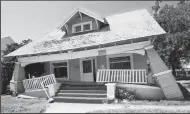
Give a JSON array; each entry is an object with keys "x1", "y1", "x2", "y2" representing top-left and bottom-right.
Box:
[
  {"x1": 0, "y1": 39, "x2": 32, "y2": 94},
  {"x1": 153, "y1": 1, "x2": 190, "y2": 77}
]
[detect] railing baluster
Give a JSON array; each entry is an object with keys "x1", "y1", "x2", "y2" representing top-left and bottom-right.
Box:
[
  {"x1": 122, "y1": 70, "x2": 124, "y2": 83},
  {"x1": 96, "y1": 70, "x2": 100, "y2": 82}
]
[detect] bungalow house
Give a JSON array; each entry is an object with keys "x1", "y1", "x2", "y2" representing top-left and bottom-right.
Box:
[{"x1": 4, "y1": 8, "x2": 184, "y2": 102}]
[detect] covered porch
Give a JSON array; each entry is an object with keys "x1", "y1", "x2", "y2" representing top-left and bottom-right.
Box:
[{"x1": 11, "y1": 40, "x2": 153, "y2": 93}]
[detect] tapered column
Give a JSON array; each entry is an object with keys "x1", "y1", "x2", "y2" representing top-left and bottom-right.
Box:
[
  {"x1": 10, "y1": 62, "x2": 26, "y2": 93},
  {"x1": 145, "y1": 45, "x2": 184, "y2": 100}
]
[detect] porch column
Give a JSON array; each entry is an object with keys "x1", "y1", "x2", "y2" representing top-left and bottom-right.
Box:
[
  {"x1": 10, "y1": 62, "x2": 26, "y2": 93},
  {"x1": 145, "y1": 46, "x2": 184, "y2": 100}
]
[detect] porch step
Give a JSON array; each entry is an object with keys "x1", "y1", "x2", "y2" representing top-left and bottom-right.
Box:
[
  {"x1": 53, "y1": 96, "x2": 107, "y2": 104},
  {"x1": 57, "y1": 93, "x2": 107, "y2": 98},
  {"x1": 54, "y1": 83, "x2": 107, "y2": 103},
  {"x1": 59, "y1": 90, "x2": 106, "y2": 94},
  {"x1": 60, "y1": 86, "x2": 106, "y2": 90}
]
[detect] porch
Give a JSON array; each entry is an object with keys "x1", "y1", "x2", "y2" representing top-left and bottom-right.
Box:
[{"x1": 22, "y1": 52, "x2": 151, "y2": 86}]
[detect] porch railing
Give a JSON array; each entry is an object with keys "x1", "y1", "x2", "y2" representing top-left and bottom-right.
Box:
[
  {"x1": 22, "y1": 74, "x2": 56, "y2": 90},
  {"x1": 96, "y1": 69, "x2": 147, "y2": 84}
]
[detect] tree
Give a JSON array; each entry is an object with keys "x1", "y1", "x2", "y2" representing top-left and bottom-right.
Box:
[
  {"x1": 153, "y1": 1, "x2": 190, "y2": 77},
  {"x1": 0, "y1": 39, "x2": 32, "y2": 94}
]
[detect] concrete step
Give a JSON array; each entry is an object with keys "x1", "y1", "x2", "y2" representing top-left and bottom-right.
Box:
[
  {"x1": 59, "y1": 90, "x2": 106, "y2": 94},
  {"x1": 53, "y1": 96, "x2": 107, "y2": 104},
  {"x1": 60, "y1": 86, "x2": 106, "y2": 90},
  {"x1": 57, "y1": 93, "x2": 107, "y2": 98}
]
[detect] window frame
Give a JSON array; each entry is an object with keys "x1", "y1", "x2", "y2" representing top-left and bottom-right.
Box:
[
  {"x1": 106, "y1": 53, "x2": 134, "y2": 69},
  {"x1": 51, "y1": 60, "x2": 69, "y2": 79},
  {"x1": 72, "y1": 21, "x2": 92, "y2": 33}
]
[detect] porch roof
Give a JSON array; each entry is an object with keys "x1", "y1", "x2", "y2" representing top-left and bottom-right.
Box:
[{"x1": 4, "y1": 9, "x2": 165, "y2": 57}]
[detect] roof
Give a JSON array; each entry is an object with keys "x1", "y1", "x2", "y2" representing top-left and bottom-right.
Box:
[
  {"x1": 1, "y1": 36, "x2": 15, "y2": 51},
  {"x1": 5, "y1": 9, "x2": 166, "y2": 57}
]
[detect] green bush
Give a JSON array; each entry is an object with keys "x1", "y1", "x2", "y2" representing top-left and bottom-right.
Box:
[{"x1": 115, "y1": 87, "x2": 136, "y2": 101}]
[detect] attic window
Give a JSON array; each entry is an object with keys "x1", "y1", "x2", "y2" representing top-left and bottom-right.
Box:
[
  {"x1": 75, "y1": 26, "x2": 82, "y2": 33},
  {"x1": 72, "y1": 21, "x2": 92, "y2": 33}
]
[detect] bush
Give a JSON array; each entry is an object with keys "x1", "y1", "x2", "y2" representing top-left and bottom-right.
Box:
[{"x1": 115, "y1": 87, "x2": 136, "y2": 101}]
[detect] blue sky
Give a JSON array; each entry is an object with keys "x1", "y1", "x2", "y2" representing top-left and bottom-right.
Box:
[{"x1": 1, "y1": 1, "x2": 177, "y2": 43}]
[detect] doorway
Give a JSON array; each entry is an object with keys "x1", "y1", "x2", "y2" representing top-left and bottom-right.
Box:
[{"x1": 80, "y1": 57, "x2": 96, "y2": 82}]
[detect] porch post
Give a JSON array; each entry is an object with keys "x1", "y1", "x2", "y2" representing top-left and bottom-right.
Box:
[
  {"x1": 145, "y1": 45, "x2": 184, "y2": 100},
  {"x1": 10, "y1": 62, "x2": 26, "y2": 93}
]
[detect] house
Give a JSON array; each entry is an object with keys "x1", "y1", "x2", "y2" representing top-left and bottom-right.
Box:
[
  {"x1": 4, "y1": 8, "x2": 184, "y2": 102},
  {"x1": 1, "y1": 36, "x2": 14, "y2": 61}
]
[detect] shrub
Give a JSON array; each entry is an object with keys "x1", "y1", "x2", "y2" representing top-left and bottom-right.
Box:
[{"x1": 115, "y1": 87, "x2": 136, "y2": 101}]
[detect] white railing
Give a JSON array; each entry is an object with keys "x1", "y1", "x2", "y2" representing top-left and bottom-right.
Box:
[
  {"x1": 96, "y1": 69, "x2": 147, "y2": 84},
  {"x1": 23, "y1": 74, "x2": 56, "y2": 90}
]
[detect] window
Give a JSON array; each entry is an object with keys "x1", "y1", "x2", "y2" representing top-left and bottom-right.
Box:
[
  {"x1": 53, "y1": 62, "x2": 68, "y2": 78},
  {"x1": 83, "y1": 24, "x2": 91, "y2": 31},
  {"x1": 82, "y1": 60, "x2": 92, "y2": 73},
  {"x1": 109, "y1": 56, "x2": 131, "y2": 69},
  {"x1": 74, "y1": 25, "x2": 82, "y2": 33},
  {"x1": 72, "y1": 21, "x2": 92, "y2": 33}
]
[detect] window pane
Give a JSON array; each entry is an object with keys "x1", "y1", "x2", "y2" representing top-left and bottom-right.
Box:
[
  {"x1": 83, "y1": 60, "x2": 92, "y2": 73},
  {"x1": 83, "y1": 24, "x2": 91, "y2": 31},
  {"x1": 109, "y1": 56, "x2": 130, "y2": 62},
  {"x1": 75, "y1": 26, "x2": 81, "y2": 32},
  {"x1": 110, "y1": 62, "x2": 131, "y2": 69},
  {"x1": 53, "y1": 62, "x2": 67, "y2": 67},
  {"x1": 54, "y1": 67, "x2": 68, "y2": 78}
]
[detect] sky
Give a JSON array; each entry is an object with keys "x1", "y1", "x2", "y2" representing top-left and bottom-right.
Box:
[{"x1": 1, "y1": 1, "x2": 178, "y2": 43}]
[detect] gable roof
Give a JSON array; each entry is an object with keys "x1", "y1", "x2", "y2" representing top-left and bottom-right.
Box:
[
  {"x1": 58, "y1": 7, "x2": 106, "y2": 29},
  {"x1": 4, "y1": 9, "x2": 166, "y2": 57}
]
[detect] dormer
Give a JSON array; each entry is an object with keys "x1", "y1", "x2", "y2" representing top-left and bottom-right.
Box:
[{"x1": 58, "y1": 8, "x2": 109, "y2": 37}]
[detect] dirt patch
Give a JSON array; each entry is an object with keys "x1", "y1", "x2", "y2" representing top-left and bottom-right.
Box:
[{"x1": 1, "y1": 95, "x2": 48, "y2": 113}]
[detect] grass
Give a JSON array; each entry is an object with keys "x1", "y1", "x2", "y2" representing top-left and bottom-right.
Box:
[
  {"x1": 89, "y1": 107, "x2": 190, "y2": 113},
  {"x1": 123, "y1": 99, "x2": 190, "y2": 106},
  {"x1": 89, "y1": 100, "x2": 190, "y2": 113},
  {"x1": 1, "y1": 95, "x2": 48, "y2": 113}
]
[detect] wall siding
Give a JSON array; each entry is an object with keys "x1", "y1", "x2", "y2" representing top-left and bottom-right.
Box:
[
  {"x1": 97, "y1": 55, "x2": 107, "y2": 69},
  {"x1": 133, "y1": 53, "x2": 148, "y2": 71},
  {"x1": 69, "y1": 59, "x2": 81, "y2": 81}
]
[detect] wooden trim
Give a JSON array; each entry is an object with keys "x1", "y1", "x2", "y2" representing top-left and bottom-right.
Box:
[
  {"x1": 64, "y1": 24, "x2": 68, "y2": 33},
  {"x1": 95, "y1": 19, "x2": 99, "y2": 28},
  {"x1": 144, "y1": 45, "x2": 154, "y2": 50},
  {"x1": 79, "y1": 11, "x2": 82, "y2": 20}
]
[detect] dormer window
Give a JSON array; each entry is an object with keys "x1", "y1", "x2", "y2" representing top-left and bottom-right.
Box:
[{"x1": 72, "y1": 21, "x2": 92, "y2": 33}]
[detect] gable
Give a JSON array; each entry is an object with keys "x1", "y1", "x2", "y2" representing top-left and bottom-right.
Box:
[{"x1": 59, "y1": 8, "x2": 107, "y2": 35}]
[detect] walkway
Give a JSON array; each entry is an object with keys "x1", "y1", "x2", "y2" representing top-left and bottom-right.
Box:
[{"x1": 44, "y1": 103, "x2": 125, "y2": 113}]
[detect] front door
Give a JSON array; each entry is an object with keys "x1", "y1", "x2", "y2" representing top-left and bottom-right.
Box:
[{"x1": 81, "y1": 58, "x2": 94, "y2": 82}]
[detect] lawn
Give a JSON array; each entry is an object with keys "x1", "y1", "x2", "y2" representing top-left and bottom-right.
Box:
[
  {"x1": 1, "y1": 95, "x2": 48, "y2": 113},
  {"x1": 89, "y1": 100, "x2": 190, "y2": 113},
  {"x1": 89, "y1": 105, "x2": 190, "y2": 113}
]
